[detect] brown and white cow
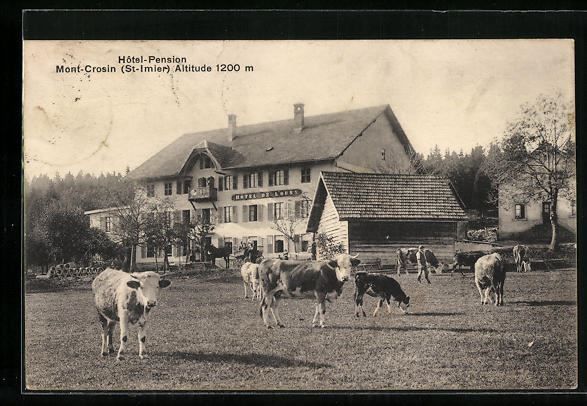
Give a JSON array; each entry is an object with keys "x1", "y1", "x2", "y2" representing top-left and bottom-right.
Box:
[
  {"x1": 92, "y1": 268, "x2": 171, "y2": 361},
  {"x1": 397, "y1": 247, "x2": 444, "y2": 278},
  {"x1": 512, "y1": 244, "x2": 531, "y2": 273},
  {"x1": 474, "y1": 253, "x2": 506, "y2": 306},
  {"x1": 258, "y1": 254, "x2": 360, "y2": 328},
  {"x1": 240, "y1": 262, "x2": 260, "y2": 300}
]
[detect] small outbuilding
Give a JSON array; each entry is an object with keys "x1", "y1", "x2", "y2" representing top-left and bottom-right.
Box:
[{"x1": 307, "y1": 172, "x2": 468, "y2": 264}]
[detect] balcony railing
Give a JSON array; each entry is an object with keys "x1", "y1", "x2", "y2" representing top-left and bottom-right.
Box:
[{"x1": 189, "y1": 185, "x2": 218, "y2": 201}]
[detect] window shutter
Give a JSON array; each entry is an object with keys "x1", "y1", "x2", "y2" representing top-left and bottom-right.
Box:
[
  {"x1": 284, "y1": 202, "x2": 290, "y2": 219},
  {"x1": 196, "y1": 209, "x2": 203, "y2": 223},
  {"x1": 233, "y1": 176, "x2": 238, "y2": 190},
  {"x1": 218, "y1": 207, "x2": 224, "y2": 223},
  {"x1": 269, "y1": 172, "x2": 274, "y2": 186},
  {"x1": 242, "y1": 205, "x2": 249, "y2": 223},
  {"x1": 232, "y1": 206, "x2": 238, "y2": 223},
  {"x1": 257, "y1": 204, "x2": 264, "y2": 222},
  {"x1": 258, "y1": 172, "x2": 263, "y2": 187},
  {"x1": 284, "y1": 168, "x2": 289, "y2": 185},
  {"x1": 173, "y1": 210, "x2": 181, "y2": 225},
  {"x1": 295, "y1": 201, "x2": 301, "y2": 218},
  {"x1": 268, "y1": 203, "x2": 274, "y2": 221},
  {"x1": 243, "y1": 174, "x2": 249, "y2": 189},
  {"x1": 176, "y1": 180, "x2": 181, "y2": 194},
  {"x1": 266, "y1": 235, "x2": 274, "y2": 254},
  {"x1": 294, "y1": 235, "x2": 301, "y2": 252},
  {"x1": 100, "y1": 217, "x2": 106, "y2": 231},
  {"x1": 219, "y1": 177, "x2": 224, "y2": 191},
  {"x1": 141, "y1": 245, "x2": 147, "y2": 258}
]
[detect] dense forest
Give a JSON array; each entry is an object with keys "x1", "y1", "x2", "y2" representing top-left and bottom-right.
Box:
[{"x1": 24, "y1": 146, "x2": 498, "y2": 270}]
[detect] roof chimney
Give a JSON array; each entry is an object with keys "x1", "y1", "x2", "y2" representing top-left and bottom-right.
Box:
[
  {"x1": 294, "y1": 103, "x2": 304, "y2": 131},
  {"x1": 228, "y1": 114, "x2": 237, "y2": 142}
]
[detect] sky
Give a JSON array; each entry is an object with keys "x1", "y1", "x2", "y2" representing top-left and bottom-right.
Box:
[{"x1": 23, "y1": 39, "x2": 575, "y2": 179}]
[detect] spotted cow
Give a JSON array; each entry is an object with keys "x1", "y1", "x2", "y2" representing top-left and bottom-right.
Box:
[
  {"x1": 258, "y1": 254, "x2": 360, "y2": 328},
  {"x1": 474, "y1": 253, "x2": 506, "y2": 306},
  {"x1": 92, "y1": 268, "x2": 171, "y2": 360}
]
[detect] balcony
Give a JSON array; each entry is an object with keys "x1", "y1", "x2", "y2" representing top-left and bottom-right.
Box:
[{"x1": 189, "y1": 185, "x2": 218, "y2": 202}]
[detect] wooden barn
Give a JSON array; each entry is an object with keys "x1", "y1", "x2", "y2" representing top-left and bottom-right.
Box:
[{"x1": 306, "y1": 172, "x2": 468, "y2": 264}]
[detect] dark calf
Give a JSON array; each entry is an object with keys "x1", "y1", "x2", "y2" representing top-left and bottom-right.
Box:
[{"x1": 354, "y1": 272, "x2": 410, "y2": 317}]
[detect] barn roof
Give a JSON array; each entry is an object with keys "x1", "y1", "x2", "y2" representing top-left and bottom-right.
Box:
[
  {"x1": 128, "y1": 104, "x2": 416, "y2": 180},
  {"x1": 307, "y1": 172, "x2": 467, "y2": 231}
]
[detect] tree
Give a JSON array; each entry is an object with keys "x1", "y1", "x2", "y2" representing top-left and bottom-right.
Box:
[
  {"x1": 484, "y1": 93, "x2": 575, "y2": 251},
  {"x1": 142, "y1": 197, "x2": 177, "y2": 273},
  {"x1": 315, "y1": 232, "x2": 345, "y2": 260},
  {"x1": 43, "y1": 200, "x2": 91, "y2": 263},
  {"x1": 109, "y1": 183, "x2": 151, "y2": 271},
  {"x1": 271, "y1": 196, "x2": 312, "y2": 254},
  {"x1": 187, "y1": 215, "x2": 215, "y2": 262}
]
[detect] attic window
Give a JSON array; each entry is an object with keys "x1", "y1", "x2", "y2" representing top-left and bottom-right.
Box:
[{"x1": 265, "y1": 146, "x2": 274, "y2": 152}]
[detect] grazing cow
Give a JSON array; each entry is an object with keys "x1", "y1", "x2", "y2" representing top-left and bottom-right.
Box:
[
  {"x1": 92, "y1": 268, "x2": 171, "y2": 360},
  {"x1": 397, "y1": 247, "x2": 443, "y2": 278},
  {"x1": 206, "y1": 244, "x2": 232, "y2": 268},
  {"x1": 240, "y1": 262, "x2": 260, "y2": 300},
  {"x1": 449, "y1": 251, "x2": 487, "y2": 275},
  {"x1": 258, "y1": 254, "x2": 360, "y2": 328},
  {"x1": 474, "y1": 253, "x2": 506, "y2": 306},
  {"x1": 513, "y1": 245, "x2": 531, "y2": 273},
  {"x1": 354, "y1": 272, "x2": 410, "y2": 317},
  {"x1": 396, "y1": 247, "x2": 418, "y2": 275}
]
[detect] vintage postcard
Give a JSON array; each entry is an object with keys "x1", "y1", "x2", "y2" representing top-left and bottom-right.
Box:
[{"x1": 23, "y1": 39, "x2": 576, "y2": 391}]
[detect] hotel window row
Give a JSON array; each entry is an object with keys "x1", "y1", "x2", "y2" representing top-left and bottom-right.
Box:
[
  {"x1": 145, "y1": 167, "x2": 311, "y2": 197},
  {"x1": 217, "y1": 200, "x2": 311, "y2": 223}
]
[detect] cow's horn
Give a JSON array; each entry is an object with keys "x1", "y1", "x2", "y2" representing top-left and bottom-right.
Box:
[{"x1": 351, "y1": 254, "x2": 359, "y2": 259}]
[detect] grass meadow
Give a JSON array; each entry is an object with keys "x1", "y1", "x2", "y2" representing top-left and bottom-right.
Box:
[{"x1": 24, "y1": 268, "x2": 577, "y2": 391}]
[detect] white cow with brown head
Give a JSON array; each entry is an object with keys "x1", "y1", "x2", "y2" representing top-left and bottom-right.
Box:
[{"x1": 92, "y1": 268, "x2": 171, "y2": 361}]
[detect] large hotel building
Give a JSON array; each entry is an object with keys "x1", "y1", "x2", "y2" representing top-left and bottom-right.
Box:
[{"x1": 86, "y1": 103, "x2": 419, "y2": 265}]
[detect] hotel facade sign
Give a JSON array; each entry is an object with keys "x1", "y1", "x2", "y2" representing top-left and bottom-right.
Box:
[{"x1": 232, "y1": 189, "x2": 302, "y2": 201}]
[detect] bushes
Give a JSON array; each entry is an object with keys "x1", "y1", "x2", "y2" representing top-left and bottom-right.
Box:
[{"x1": 315, "y1": 233, "x2": 345, "y2": 260}]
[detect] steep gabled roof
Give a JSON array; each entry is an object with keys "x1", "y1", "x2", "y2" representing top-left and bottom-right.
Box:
[
  {"x1": 307, "y1": 172, "x2": 467, "y2": 231},
  {"x1": 128, "y1": 105, "x2": 414, "y2": 180}
]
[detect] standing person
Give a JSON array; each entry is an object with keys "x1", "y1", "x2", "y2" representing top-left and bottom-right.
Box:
[
  {"x1": 416, "y1": 245, "x2": 431, "y2": 284},
  {"x1": 311, "y1": 241, "x2": 317, "y2": 261}
]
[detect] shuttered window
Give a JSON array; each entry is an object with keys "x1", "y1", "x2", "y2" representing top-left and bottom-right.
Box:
[
  {"x1": 301, "y1": 167, "x2": 311, "y2": 183},
  {"x1": 266, "y1": 235, "x2": 274, "y2": 254},
  {"x1": 164, "y1": 182, "x2": 173, "y2": 196},
  {"x1": 223, "y1": 206, "x2": 233, "y2": 223},
  {"x1": 295, "y1": 200, "x2": 311, "y2": 218},
  {"x1": 249, "y1": 205, "x2": 258, "y2": 222},
  {"x1": 269, "y1": 169, "x2": 288, "y2": 186},
  {"x1": 224, "y1": 176, "x2": 232, "y2": 190},
  {"x1": 267, "y1": 203, "x2": 274, "y2": 221},
  {"x1": 515, "y1": 204, "x2": 526, "y2": 219},
  {"x1": 274, "y1": 202, "x2": 284, "y2": 220},
  {"x1": 183, "y1": 179, "x2": 192, "y2": 194},
  {"x1": 243, "y1": 174, "x2": 249, "y2": 189},
  {"x1": 182, "y1": 210, "x2": 191, "y2": 224},
  {"x1": 258, "y1": 172, "x2": 263, "y2": 187},
  {"x1": 146, "y1": 184, "x2": 155, "y2": 197}
]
